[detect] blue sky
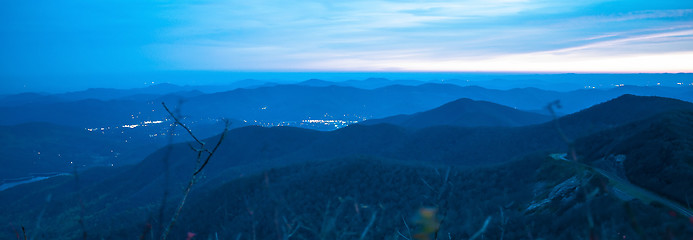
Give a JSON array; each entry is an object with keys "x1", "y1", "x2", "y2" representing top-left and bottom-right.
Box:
[{"x1": 1, "y1": 0, "x2": 692, "y2": 79}]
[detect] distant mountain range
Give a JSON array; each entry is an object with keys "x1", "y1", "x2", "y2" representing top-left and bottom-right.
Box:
[
  {"x1": 296, "y1": 78, "x2": 425, "y2": 89},
  {"x1": 5, "y1": 72, "x2": 692, "y2": 95},
  {"x1": 0, "y1": 83, "x2": 202, "y2": 107},
  {"x1": 1, "y1": 83, "x2": 691, "y2": 129}
]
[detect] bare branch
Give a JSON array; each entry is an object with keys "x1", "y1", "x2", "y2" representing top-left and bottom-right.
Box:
[
  {"x1": 162, "y1": 102, "x2": 206, "y2": 147},
  {"x1": 284, "y1": 220, "x2": 302, "y2": 240},
  {"x1": 469, "y1": 216, "x2": 492, "y2": 240},
  {"x1": 401, "y1": 215, "x2": 412, "y2": 239},
  {"x1": 396, "y1": 229, "x2": 411, "y2": 240},
  {"x1": 159, "y1": 103, "x2": 229, "y2": 240},
  {"x1": 419, "y1": 176, "x2": 436, "y2": 192},
  {"x1": 160, "y1": 176, "x2": 195, "y2": 240},
  {"x1": 359, "y1": 211, "x2": 377, "y2": 240},
  {"x1": 193, "y1": 119, "x2": 230, "y2": 176}
]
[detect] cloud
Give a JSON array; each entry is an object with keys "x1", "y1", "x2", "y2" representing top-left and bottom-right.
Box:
[
  {"x1": 546, "y1": 28, "x2": 693, "y2": 55},
  {"x1": 4, "y1": 0, "x2": 691, "y2": 75},
  {"x1": 150, "y1": 0, "x2": 692, "y2": 73}
]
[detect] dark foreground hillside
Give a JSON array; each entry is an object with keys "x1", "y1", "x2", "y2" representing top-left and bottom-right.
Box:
[
  {"x1": 31, "y1": 156, "x2": 688, "y2": 239},
  {"x1": 170, "y1": 157, "x2": 691, "y2": 240}
]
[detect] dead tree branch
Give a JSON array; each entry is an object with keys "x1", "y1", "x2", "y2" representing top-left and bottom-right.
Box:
[{"x1": 160, "y1": 102, "x2": 230, "y2": 240}]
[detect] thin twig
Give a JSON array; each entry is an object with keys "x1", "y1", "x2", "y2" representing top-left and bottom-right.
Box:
[
  {"x1": 161, "y1": 177, "x2": 196, "y2": 240},
  {"x1": 359, "y1": 211, "x2": 377, "y2": 240},
  {"x1": 402, "y1": 215, "x2": 412, "y2": 239},
  {"x1": 194, "y1": 122, "x2": 228, "y2": 176},
  {"x1": 396, "y1": 230, "x2": 411, "y2": 240},
  {"x1": 469, "y1": 216, "x2": 492, "y2": 240},
  {"x1": 419, "y1": 176, "x2": 436, "y2": 192},
  {"x1": 159, "y1": 102, "x2": 230, "y2": 240},
  {"x1": 161, "y1": 102, "x2": 207, "y2": 148},
  {"x1": 499, "y1": 207, "x2": 508, "y2": 240},
  {"x1": 284, "y1": 221, "x2": 302, "y2": 239}
]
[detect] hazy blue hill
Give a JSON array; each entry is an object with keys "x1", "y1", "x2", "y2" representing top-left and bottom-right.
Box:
[
  {"x1": 555, "y1": 94, "x2": 693, "y2": 138},
  {"x1": 341, "y1": 77, "x2": 425, "y2": 89},
  {"x1": 296, "y1": 78, "x2": 338, "y2": 87},
  {"x1": 184, "y1": 84, "x2": 375, "y2": 121},
  {"x1": 54, "y1": 83, "x2": 191, "y2": 101},
  {"x1": 0, "y1": 122, "x2": 131, "y2": 179},
  {"x1": 114, "y1": 90, "x2": 205, "y2": 102},
  {"x1": 0, "y1": 98, "x2": 165, "y2": 127},
  {"x1": 57, "y1": 88, "x2": 145, "y2": 101},
  {"x1": 361, "y1": 98, "x2": 551, "y2": 128},
  {"x1": 366, "y1": 95, "x2": 693, "y2": 166},
  {"x1": 1, "y1": 83, "x2": 692, "y2": 131},
  {"x1": 296, "y1": 78, "x2": 426, "y2": 89},
  {"x1": 0, "y1": 92, "x2": 65, "y2": 107},
  {"x1": 0, "y1": 83, "x2": 212, "y2": 108}
]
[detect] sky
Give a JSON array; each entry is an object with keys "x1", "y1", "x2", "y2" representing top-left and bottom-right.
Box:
[{"x1": 1, "y1": 0, "x2": 692, "y2": 92}]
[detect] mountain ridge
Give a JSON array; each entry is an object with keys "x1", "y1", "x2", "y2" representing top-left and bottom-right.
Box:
[
  {"x1": 361, "y1": 97, "x2": 551, "y2": 128},
  {"x1": 2, "y1": 84, "x2": 692, "y2": 129}
]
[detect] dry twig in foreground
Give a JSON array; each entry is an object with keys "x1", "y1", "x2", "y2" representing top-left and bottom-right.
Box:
[{"x1": 160, "y1": 102, "x2": 230, "y2": 240}]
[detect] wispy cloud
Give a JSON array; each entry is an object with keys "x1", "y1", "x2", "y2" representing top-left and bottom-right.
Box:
[
  {"x1": 581, "y1": 9, "x2": 693, "y2": 22},
  {"x1": 3, "y1": 0, "x2": 691, "y2": 74},
  {"x1": 546, "y1": 28, "x2": 693, "y2": 55},
  {"x1": 150, "y1": 0, "x2": 693, "y2": 72}
]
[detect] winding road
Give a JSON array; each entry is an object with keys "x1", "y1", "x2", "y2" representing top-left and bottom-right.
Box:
[{"x1": 550, "y1": 153, "x2": 693, "y2": 218}]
